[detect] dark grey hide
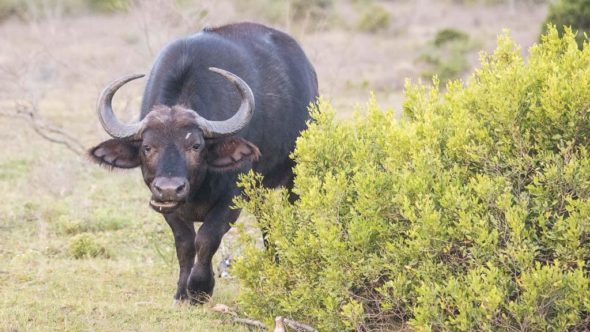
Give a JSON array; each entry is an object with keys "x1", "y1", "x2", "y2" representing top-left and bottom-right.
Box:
[{"x1": 89, "y1": 22, "x2": 318, "y2": 303}]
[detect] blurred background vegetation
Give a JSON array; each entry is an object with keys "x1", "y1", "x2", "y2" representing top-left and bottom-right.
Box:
[
  {"x1": 542, "y1": 0, "x2": 590, "y2": 49},
  {"x1": 1, "y1": 0, "x2": 589, "y2": 330},
  {"x1": 3, "y1": 0, "x2": 585, "y2": 90}
]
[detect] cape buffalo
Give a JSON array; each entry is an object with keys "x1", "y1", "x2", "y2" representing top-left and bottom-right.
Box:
[{"x1": 89, "y1": 22, "x2": 318, "y2": 303}]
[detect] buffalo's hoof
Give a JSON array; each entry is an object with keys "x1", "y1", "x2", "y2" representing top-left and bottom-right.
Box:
[
  {"x1": 173, "y1": 288, "x2": 190, "y2": 305},
  {"x1": 187, "y1": 290, "x2": 212, "y2": 304},
  {"x1": 172, "y1": 298, "x2": 189, "y2": 306},
  {"x1": 187, "y1": 279, "x2": 214, "y2": 304},
  {"x1": 187, "y1": 268, "x2": 215, "y2": 304},
  {"x1": 174, "y1": 289, "x2": 189, "y2": 302}
]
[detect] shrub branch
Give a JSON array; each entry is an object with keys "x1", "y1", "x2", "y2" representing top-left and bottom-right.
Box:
[{"x1": 0, "y1": 100, "x2": 85, "y2": 156}]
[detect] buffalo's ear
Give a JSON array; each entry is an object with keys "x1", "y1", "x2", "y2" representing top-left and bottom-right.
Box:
[
  {"x1": 88, "y1": 138, "x2": 141, "y2": 169},
  {"x1": 206, "y1": 137, "x2": 261, "y2": 172}
]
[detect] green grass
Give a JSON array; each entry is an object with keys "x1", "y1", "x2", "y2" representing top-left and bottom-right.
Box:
[
  {"x1": 0, "y1": 257, "x2": 247, "y2": 330},
  {"x1": 0, "y1": 159, "x2": 32, "y2": 180},
  {"x1": 0, "y1": 136, "x2": 252, "y2": 330}
]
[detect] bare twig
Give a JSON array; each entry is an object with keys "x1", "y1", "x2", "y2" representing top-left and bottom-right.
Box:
[
  {"x1": 233, "y1": 317, "x2": 267, "y2": 330},
  {"x1": 0, "y1": 51, "x2": 87, "y2": 157},
  {"x1": 0, "y1": 101, "x2": 85, "y2": 155},
  {"x1": 274, "y1": 316, "x2": 286, "y2": 332},
  {"x1": 284, "y1": 317, "x2": 318, "y2": 332},
  {"x1": 210, "y1": 304, "x2": 266, "y2": 329},
  {"x1": 209, "y1": 303, "x2": 318, "y2": 332},
  {"x1": 210, "y1": 303, "x2": 235, "y2": 315}
]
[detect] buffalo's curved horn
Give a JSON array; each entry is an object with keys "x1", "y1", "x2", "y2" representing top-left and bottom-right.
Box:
[
  {"x1": 193, "y1": 67, "x2": 255, "y2": 138},
  {"x1": 97, "y1": 73, "x2": 145, "y2": 139}
]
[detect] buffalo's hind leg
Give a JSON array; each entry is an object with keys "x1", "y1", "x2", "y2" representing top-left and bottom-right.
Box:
[
  {"x1": 164, "y1": 214, "x2": 196, "y2": 304},
  {"x1": 187, "y1": 201, "x2": 238, "y2": 304}
]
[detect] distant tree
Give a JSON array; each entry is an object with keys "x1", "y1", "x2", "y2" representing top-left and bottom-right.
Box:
[{"x1": 542, "y1": 0, "x2": 590, "y2": 49}]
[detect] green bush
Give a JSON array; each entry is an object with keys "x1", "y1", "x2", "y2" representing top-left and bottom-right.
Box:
[
  {"x1": 68, "y1": 233, "x2": 112, "y2": 259},
  {"x1": 433, "y1": 28, "x2": 469, "y2": 47},
  {"x1": 459, "y1": 0, "x2": 548, "y2": 4},
  {"x1": 542, "y1": 0, "x2": 590, "y2": 49},
  {"x1": 0, "y1": 0, "x2": 129, "y2": 22},
  {"x1": 86, "y1": 0, "x2": 130, "y2": 12},
  {"x1": 290, "y1": 0, "x2": 332, "y2": 20},
  {"x1": 418, "y1": 28, "x2": 478, "y2": 84},
  {"x1": 233, "y1": 0, "x2": 333, "y2": 25},
  {"x1": 90, "y1": 208, "x2": 131, "y2": 231},
  {"x1": 53, "y1": 209, "x2": 130, "y2": 235},
  {"x1": 356, "y1": 3, "x2": 390, "y2": 33},
  {"x1": 55, "y1": 216, "x2": 87, "y2": 235},
  {"x1": 234, "y1": 27, "x2": 590, "y2": 330},
  {"x1": 0, "y1": 0, "x2": 20, "y2": 22}
]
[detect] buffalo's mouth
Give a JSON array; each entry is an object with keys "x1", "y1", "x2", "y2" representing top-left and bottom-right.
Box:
[{"x1": 149, "y1": 198, "x2": 182, "y2": 213}]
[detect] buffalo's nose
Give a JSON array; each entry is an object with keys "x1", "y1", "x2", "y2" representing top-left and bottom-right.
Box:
[{"x1": 151, "y1": 177, "x2": 190, "y2": 201}]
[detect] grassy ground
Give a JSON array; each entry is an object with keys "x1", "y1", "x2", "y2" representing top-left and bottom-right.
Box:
[
  {"x1": 0, "y1": 151, "x2": 252, "y2": 330},
  {"x1": 0, "y1": 0, "x2": 549, "y2": 330}
]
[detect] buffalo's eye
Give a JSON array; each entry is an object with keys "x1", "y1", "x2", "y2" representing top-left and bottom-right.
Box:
[
  {"x1": 192, "y1": 143, "x2": 201, "y2": 150},
  {"x1": 142, "y1": 145, "x2": 152, "y2": 154}
]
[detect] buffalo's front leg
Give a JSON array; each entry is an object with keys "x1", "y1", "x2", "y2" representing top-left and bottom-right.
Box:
[
  {"x1": 165, "y1": 214, "x2": 196, "y2": 303},
  {"x1": 187, "y1": 202, "x2": 238, "y2": 304}
]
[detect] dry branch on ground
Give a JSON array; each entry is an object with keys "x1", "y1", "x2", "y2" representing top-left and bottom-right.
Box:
[{"x1": 210, "y1": 303, "x2": 318, "y2": 332}]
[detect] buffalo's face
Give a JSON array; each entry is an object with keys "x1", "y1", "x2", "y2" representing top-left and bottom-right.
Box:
[
  {"x1": 140, "y1": 111, "x2": 203, "y2": 213},
  {"x1": 89, "y1": 68, "x2": 259, "y2": 214}
]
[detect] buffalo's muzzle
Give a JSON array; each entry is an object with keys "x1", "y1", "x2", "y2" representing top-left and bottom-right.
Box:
[{"x1": 149, "y1": 177, "x2": 190, "y2": 212}]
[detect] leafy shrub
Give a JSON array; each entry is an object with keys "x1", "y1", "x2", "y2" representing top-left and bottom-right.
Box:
[
  {"x1": 459, "y1": 0, "x2": 548, "y2": 4},
  {"x1": 55, "y1": 216, "x2": 86, "y2": 235},
  {"x1": 90, "y1": 208, "x2": 131, "y2": 231},
  {"x1": 86, "y1": 0, "x2": 130, "y2": 12},
  {"x1": 233, "y1": 0, "x2": 333, "y2": 26},
  {"x1": 0, "y1": 0, "x2": 129, "y2": 22},
  {"x1": 234, "y1": 27, "x2": 590, "y2": 330},
  {"x1": 356, "y1": 3, "x2": 390, "y2": 33},
  {"x1": 0, "y1": 0, "x2": 25, "y2": 21},
  {"x1": 290, "y1": 0, "x2": 332, "y2": 20},
  {"x1": 542, "y1": 0, "x2": 590, "y2": 49},
  {"x1": 433, "y1": 28, "x2": 469, "y2": 47},
  {"x1": 53, "y1": 209, "x2": 130, "y2": 235},
  {"x1": 418, "y1": 28, "x2": 478, "y2": 84},
  {"x1": 68, "y1": 233, "x2": 112, "y2": 259}
]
